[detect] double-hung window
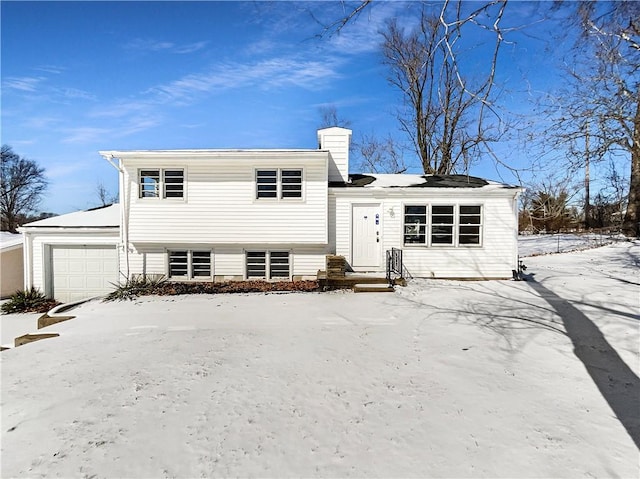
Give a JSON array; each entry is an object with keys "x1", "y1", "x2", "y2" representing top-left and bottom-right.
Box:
[
  {"x1": 431, "y1": 205, "x2": 455, "y2": 245},
  {"x1": 139, "y1": 169, "x2": 184, "y2": 199},
  {"x1": 458, "y1": 205, "x2": 482, "y2": 245},
  {"x1": 404, "y1": 206, "x2": 427, "y2": 244},
  {"x1": 403, "y1": 204, "x2": 483, "y2": 247},
  {"x1": 246, "y1": 251, "x2": 290, "y2": 279},
  {"x1": 168, "y1": 250, "x2": 211, "y2": 279},
  {"x1": 256, "y1": 169, "x2": 302, "y2": 199}
]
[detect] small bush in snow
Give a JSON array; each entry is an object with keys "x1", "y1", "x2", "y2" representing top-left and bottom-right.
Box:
[
  {"x1": 104, "y1": 275, "x2": 168, "y2": 302},
  {"x1": 1, "y1": 287, "x2": 59, "y2": 314}
]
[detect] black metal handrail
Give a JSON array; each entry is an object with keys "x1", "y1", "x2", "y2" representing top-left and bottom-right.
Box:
[{"x1": 386, "y1": 248, "x2": 403, "y2": 284}]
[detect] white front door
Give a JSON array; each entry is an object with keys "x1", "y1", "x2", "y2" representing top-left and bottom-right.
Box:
[{"x1": 352, "y1": 203, "x2": 381, "y2": 269}]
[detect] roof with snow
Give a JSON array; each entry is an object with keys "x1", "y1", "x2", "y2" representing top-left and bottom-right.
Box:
[
  {"x1": 0, "y1": 232, "x2": 23, "y2": 250},
  {"x1": 330, "y1": 174, "x2": 518, "y2": 189},
  {"x1": 21, "y1": 204, "x2": 120, "y2": 228}
]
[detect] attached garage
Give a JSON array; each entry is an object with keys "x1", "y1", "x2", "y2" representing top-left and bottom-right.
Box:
[
  {"x1": 50, "y1": 245, "x2": 119, "y2": 303},
  {"x1": 20, "y1": 204, "x2": 121, "y2": 303}
]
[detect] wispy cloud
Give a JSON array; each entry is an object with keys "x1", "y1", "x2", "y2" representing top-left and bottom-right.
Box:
[
  {"x1": 60, "y1": 115, "x2": 162, "y2": 144},
  {"x1": 3, "y1": 76, "x2": 45, "y2": 92},
  {"x1": 125, "y1": 38, "x2": 208, "y2": 54},
  {"x1": 61, "y1": 126, "x2": 111, "y2": 144},
  {"x1": 24, "y1": 116, "x2": 62, "y2": 129},
  {"x1": 147, "y1": 56, "x2": 342, "y2": 104},
  {"x1": 34, "y1": 65, "x2": 65, "y2": 74},
  {"x1": 61, "y1": 88, "x2": 96, "y2": 101}
]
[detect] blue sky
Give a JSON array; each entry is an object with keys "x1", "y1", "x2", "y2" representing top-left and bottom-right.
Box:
[{"x1": 3, "y1": 1, "x2": 576, "y2": 214}]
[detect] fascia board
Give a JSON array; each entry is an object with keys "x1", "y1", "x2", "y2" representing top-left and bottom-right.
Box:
[
  {"x1": 18, "y1": 227, "x2": 120, "y2": 235},
  {"x1": 100, "y1": 150, "x2": 328, "y2": 161}
]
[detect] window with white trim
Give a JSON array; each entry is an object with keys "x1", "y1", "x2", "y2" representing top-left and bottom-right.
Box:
[
  {"x1": 403, "y1": 204, "x2": 483, "y2": 247},
  {"x1": 140, "y1": 170, "x2": 160, "y2": 198},
  {"x1": 139, "y1": 169, "x2": 184, "y2": 199},
  {"x1": 168, "y1": 250, "x2": 211, "y2": 279},
  {"x1": 404, "y1": 205, "x2": 427, "y2": 244},
  {"x1": 246, "y1": 251, "x2": 290, "y2": 279},
  {"x1": 458, "y1": 205, "x2": 482, "y2": 245},
  {"x1": 431, "y1": 205, "x2": 454, "y2": 245},
  {"x1": 256, "y1": 169, "x2": 302, "y2": 199}
]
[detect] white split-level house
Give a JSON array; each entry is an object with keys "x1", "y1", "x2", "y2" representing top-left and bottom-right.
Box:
[{"x1": 20, "y1": 127, "x2": 523, "y2": 303}]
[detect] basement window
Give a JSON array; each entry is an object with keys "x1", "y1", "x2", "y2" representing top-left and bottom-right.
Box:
[
  {"x1": 246, "y1": 251, "x2": 290, "y2": 279},
  {"x1": 169, "y1": 250, "x2": 211, "y2": 279}
]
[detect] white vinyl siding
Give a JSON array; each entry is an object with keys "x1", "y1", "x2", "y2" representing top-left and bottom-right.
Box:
[
  {"x1": 332, "y1": 191, "x2": 518, "y2": 278},
  {"x1": 126, "y1": 154, "x2": 327, "y2": 244},
  {"x1": 125, "y1": 245, "x2": 326, "y2": 281}
]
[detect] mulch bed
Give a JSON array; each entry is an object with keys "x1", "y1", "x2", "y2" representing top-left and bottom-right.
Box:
[{"x1": 146, "y1": 280, "x2": 319, "y2": 296}]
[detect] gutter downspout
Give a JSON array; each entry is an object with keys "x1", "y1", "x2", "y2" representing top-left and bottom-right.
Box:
[
  {"x1": 513, "y1": 188, "x2": 524, "y2": 272},
  {"x1": 18, "y1": 228, "x2": 32, "y2": 290},
  {"x1": 103, "y1": 154, "x2": 130, "y2": 281}
]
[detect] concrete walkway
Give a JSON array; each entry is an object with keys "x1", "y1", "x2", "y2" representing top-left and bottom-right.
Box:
[{"x1": 1, "y1": 312, "x2": 42, "y2": 348}]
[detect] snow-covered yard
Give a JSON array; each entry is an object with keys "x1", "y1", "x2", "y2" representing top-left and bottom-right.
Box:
[{"x1": 1, "y1": 240, "x2": 639, "y2": 477}]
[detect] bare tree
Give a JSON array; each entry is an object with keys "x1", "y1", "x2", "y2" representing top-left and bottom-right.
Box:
[
  {"x1": 315, "y1": 1, "x2": 510, "y2": 176},
  {"x1": 545, "y1": 1, "x2": 640, "y2": 236},
  {"x1": 96, "y1": 181, "x2": 118, "y2": 207},
  {"x1": 1, "y1": 145, "x2": 48, "y2": 232},
  {"x1": 520, "y1": 173, "x2": 582, "y2": 233},
  {"x1": 318, "y1": 105, "x2": 352, "y2": 129},
  {"x1": 353, "y1": 133, "x2": 407, "y2": 174},
  {"x1": 381, "y1": 4, "x2": 507, "y2": 175}
]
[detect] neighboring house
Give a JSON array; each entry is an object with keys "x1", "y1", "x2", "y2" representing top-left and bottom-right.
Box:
[
  {"x1": 21, "y1": 127, "x2": 523, "y2": 302},
  {"x1": 1, "y1": 232, "x2": 24, "y2": 298}
]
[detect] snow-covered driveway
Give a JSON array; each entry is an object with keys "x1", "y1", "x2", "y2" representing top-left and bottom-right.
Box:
[{"x1": 2, "y1": 242, "x2": 638, "y2": 477}]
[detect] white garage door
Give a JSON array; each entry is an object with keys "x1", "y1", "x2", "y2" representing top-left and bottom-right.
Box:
[{"x1": 51, "y1": 245, "x2": 119, "y2": 303}]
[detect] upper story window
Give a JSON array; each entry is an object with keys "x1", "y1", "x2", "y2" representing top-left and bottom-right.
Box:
[
  {"x1": 403, "y1": 204, "x2": 483, "y2": 247},
  {"x1": 256, "y1": 169, "x2": 302, "y2": 199},
  {"x1": 139, "y1": 169, "x2": 184, "y2": 199}
]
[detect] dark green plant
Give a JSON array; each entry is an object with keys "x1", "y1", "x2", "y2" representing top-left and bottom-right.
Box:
[
  {"x1": 104, "y1": 275, "x2": 167, "y2": 302},
  {"x1": 1, "y1": 287, "x2": 58, "y2": 314}
]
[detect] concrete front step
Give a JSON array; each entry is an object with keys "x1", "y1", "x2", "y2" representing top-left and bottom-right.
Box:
[{"x1": 353, "y1": 285, "x2": 395, "y2": 293}]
